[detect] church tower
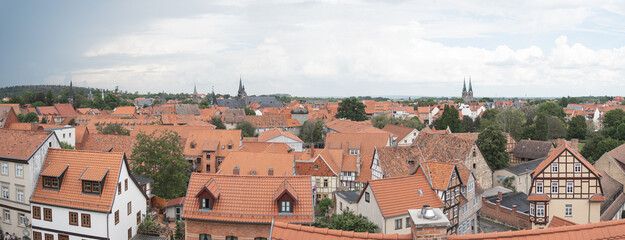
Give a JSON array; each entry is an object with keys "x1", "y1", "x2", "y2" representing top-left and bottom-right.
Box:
[
  {"x1": 237, "y1": 77, "x2": 248, "y2": 106},
  {"x1": 210, "y1": 86, "x2": 218, "y2": 106},
  {"x1": 192, "y1": 84, "x2": 199, "y2": 103},
  {"x1": 461, "y1": 78, "x2": 467, "y2": 102},
  {"x1": 68, "y1": 81, "x2": 75, "y2": 105},
  {"x1": 468, "y1": 78, "x2": 474, "y2": 103}
]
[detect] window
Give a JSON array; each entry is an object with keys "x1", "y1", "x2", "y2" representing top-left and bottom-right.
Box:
[
  {"x1": 19, "y1": 213, "x2": 26, "y2": 226},
  {"x1": 551, "y1": 163, "x2": 558, "y2": 173},
  {"x1": 2, "y1": 187, "x2": 8, "y2": 199},
  {"x1": 323, "y1": 179, "x2": 328, "y2": 187},
  {"x1": 472, "y1": 163, "x2": 476, "y2": 169},
  {"x1": 472, "y1": 149, "x2": 476, "y2": 157},
  {"x1": 201, "y1": 198, "x2": 211, "y2": 209},
  {"x1": 137, "y1": 211, "x2": 142, "y2": 224},
  {"x1": 530, "y1": 203, "x2": 535, "y2": 215},
  {"x1": 365, "y1": 192, "x2": 370, "y2": 203},
  {"x1": 227, "y1": 145, "x2": 233, "y2": 150},
  {"x1": 125, "y1": 179, "x2": 128, "y2": 191},
  {"x1": 128, "y1": 227, "x2": 132, "y2": 240},
  {"x1": 1, "y1": 162, "x2": 8, "y2": 175},
  {"x1": 536, "y1": 182, "x2": 544, "y2": 194},
  {"x1": 566, "y1": 182, "x2": 574, "y2": 194},
  {"x1": 33, "y1": 231, "x2": 42, "y2": 240},
  {"x1": 395, "y1": 218, "x2": 402, "y2": 229},
  {"x1": 462, "y1": 205, "x2": 468, "y2": 214},
  {"x1": 190, "y1": 142, "x2": 197, "y2": 149},
  {"x1": 3, "y1": 209, "x2": 10, "y2": 222},
  {"x1": 69, "y1": 212, "x2": 78, "y2": 226},
  {"x1": 406, "y1": 217, "x2": 411, "y2": 228},
  {"x1": 118, "y1": 182, "x2": 122, "y2": 195},
  {"x1": 349, "y1": 149, "x2": 360, "y2": 155},
  {"x1": 280, "y1": 201, "x2": 291, "y2": 213},
  {"x1": 115, "y1": 210, "x2": 120, "y2": 225},
  {"x1": 59, "y1": 234, "x2": 69, "y2": 240},
  {"x1": 551, "y1": 182, "x2": 559, "y2": 193},
  {"x1": 574, "y1": 163, "x2": 582, "y2": 173},
  {"x1": 314, "y1": 164, "x2": 319, "y2": 170},
  {"x1": 200, "y1": 234, "x2": 212, "y2": 240},
  {"x1": 473, "y1": 197, "x2": 478, "y2": 206},
  {"x1": 128, "y1": 202, "x2": 132, "y2": 215},
  {"x1": 226, "y1": 237, "x2": 238, "y2": 240},
  {"x1": 33, "y1": 206, "x2": 41, "y2": 219},
  {"x1": 49, "y1": 142, "x2": 52, "y2": 147},
  {"x1": 44, "y1": 208, "x2": 52, "y2": 221},
  {"x1": 83, "y1": 181, "x2": 101, "y2": 194},
  {"x1": 43, "y1": 177, "x2": 59, "y2": 189},
  {"x1": 45, "y1": 234, "x2": 54, "y2": 240},
  {"x1": 468, "y1": 182, "x2": 474, "y2": 192},
  {"x1": 518, "y1": 177, "x2": 522, "y2": 184},
  {"x1": 564, "y1": 204, "x2": 573, "y2": 217},
  {"x1": 16, "y1": 164, "x2": 23, "y2": 177},
  {"x1": 536, "y1": 205, "x2": 545, "y2": 217},
  {"x1": 17, "y1": 189, "x2": 23, "y2": 202}
]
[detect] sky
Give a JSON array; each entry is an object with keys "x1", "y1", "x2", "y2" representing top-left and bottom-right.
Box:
[{"x1": 1, "y1": 0, "x2": 625, "y2": 98}]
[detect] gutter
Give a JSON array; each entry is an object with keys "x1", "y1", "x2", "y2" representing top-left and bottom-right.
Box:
[{"x1": 269, "y1": 218, "x2": 274, "y2": 239}]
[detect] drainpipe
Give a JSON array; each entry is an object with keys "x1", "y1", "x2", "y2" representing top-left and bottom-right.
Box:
[{"x1": 269, "y1": 218, "x2": 274, "y2": 239}]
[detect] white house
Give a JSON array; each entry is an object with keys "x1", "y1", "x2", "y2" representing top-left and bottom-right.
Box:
[
  {"x1": 30, "y1": 149, "x2": 148, "y2": 240},
  {"x1": 258, "y1": 128, "x2": 304, "y2": 152},
  {"x1": 44, "y1": 126, "x2": 76, "y2": 147},
  {"x1": 0, "y1": 129, "x2": 60, "y2": 239}
]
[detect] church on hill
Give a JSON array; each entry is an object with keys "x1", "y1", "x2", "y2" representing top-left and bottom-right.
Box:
[
  {"x1": 461, "y1": 78, "x2": 474, "y2": 103},
  {"x1": 215, "y1": 78, "x2": 283, "y2": 109}
]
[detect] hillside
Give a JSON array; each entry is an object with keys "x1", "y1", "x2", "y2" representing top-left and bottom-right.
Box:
[{"x1": 0, "y1": 85, "x2": 105, "y2": 97}]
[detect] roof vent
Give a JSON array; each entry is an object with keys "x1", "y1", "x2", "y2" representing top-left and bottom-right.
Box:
[
  {"x1": 250, "y1": 170, "x2": 256, "y2": 175},
  {"x1": 421, "y1": 205, "x2": 435, "y2": 219},
  {"x1": 418, "y1": 190, "x2": 423, "y2": 196}
]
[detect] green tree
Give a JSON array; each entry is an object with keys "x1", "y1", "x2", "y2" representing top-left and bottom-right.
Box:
[
  {"x1": 538, "y1": 102, "x2": 565, "y2": 119},
  {"x1": 210, "y1": 118, "x2": 226, "y2": 129},
  {"x1": 436, "y1": 105, "x2": 462, "y2": 133},
  {"x1": 131, "y1": 130, "x2": 191, "y2": 199},
  {"x1": 495, "y1": 109, "x2": 526, "y2": 140},
  {"x1": 603, "y1": 109, "x2": 625, "y2": 129},
  {"x1": 481, "y1": 109, "x2": 500, "y2": 121},
  {"x1": 173, "y1": 220, "x2": 185, "y2": 240},
  {"x1": 316, "y1": 198, "x2": 334, "y2": 217},
  {"x1": 138, "y1": 214, "x2": 165, "y2": 235},
  {"x1": 299, "y1": 120, "x2": 324, "y2": 142},
  {"x1": 60, "y1": 142, "x2": 74, "y2": 149},
  {"x1": 461, "y1": 116, "x2": 476, "y2": 133},
  {"x1": 521, "y1": 125, "x2": 537, "y2": 140},
  {"x1": 372, "y1": 115, "x2": 390, "y2": 129},
  {"x1": 236, "y1": 121, "x2": 256, "y2": 137},
  {"x1": 18, "y1": 112, "x2": 39, "y2": 123},
  {"x1": 336, "y1": 97, "x2": 367, "y2": 121},
  {"x1": 327, "y1": 211, "x2": 378, "y2": 233},
  {"x1": 567, "y1": 115, "x2": 587, "y2": 140},
  {"x1": 40, "y1": 117, "x2": 47, "y2": 124},
  {"x1": 67, "y1": 118, "x2": 76, "y2": 126},
  {"x1": 477, "y1": 125, "x2": 509, "y2": 170},
  {"x1": 558, "y1": 97, "x2": 569, "y2": 108},
  {"x1": 501, "y1": 176, "x2": 517, "y2": 192},
  {"x1": 243, "y1": 108, "x2": 256, "y2": 115},
  {"x1": 534, "y1": 113, "x2": 549, "y2": 141},
  {"x1": 403, "y1": 117, "x2": 424, "y2": 130},
  {"x1": 46, "y1": 90, "x2": 55, "y2": 106},
  {"x1": 97, "y1": 124, "x2": 130, "y2": 135},
  {"x1": 198, "y1": 99, "x2": 210, "y2": 109}
]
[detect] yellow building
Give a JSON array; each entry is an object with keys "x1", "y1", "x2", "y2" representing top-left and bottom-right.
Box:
[{"x1": 527, "y1": 142, "x2": 604, "y2": 229}]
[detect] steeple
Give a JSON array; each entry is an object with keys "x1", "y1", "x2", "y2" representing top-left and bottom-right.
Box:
[
  {"x1": 193, "y1": 84, "x2": 199, "y2": 103},
  {"x1": 211, "y1": 86, "x2": 217, "y2": 105},
  {"x1": 462, "y1": 78, "x2": 467, "y2": 92},
  {"x1": 237, "y1": 76, "x2": 247, "y2": 99},
  {"x1": 469, "y1": 77, "x2": 473, "y2": 92},
  {"x1": 87, "y1": 88, "x2": 94, "y2": 101},
  {"x1": 161, "y1": 91, "x2": 166, "y2": 103},
  {"x1": 68, "y1": 81, "x2": 74, "y2": 104}
]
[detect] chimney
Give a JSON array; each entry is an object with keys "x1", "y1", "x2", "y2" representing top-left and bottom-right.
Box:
[
  {"x1": 268, "y1": 168, "x2": 274, "y2": 176},
  {"x1": 233, "y1": 166, "x2": 240, "y2": 175},
  {"x1": 408, "y1": 207, "x2": 449, "y2": 240},
  {"x1": 571, "y1": 139, "x2": 579, "y2": 151},
  {"x1": 557, "y1": 138, "x2": 566, "y2": 147},
  {"x1": 498, "y1": 191, "x2": 503, "y2": 200}
]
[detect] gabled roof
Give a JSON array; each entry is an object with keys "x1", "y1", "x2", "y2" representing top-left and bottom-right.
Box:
[
  {"x1": 419, "y1": 162, "x2": 459, "y2": 190},
  {"x1": 531, "y1": 142, "x2": 601, "y2": 177},
  {"x1": 37, "y1": 106, "x2": 59, "y2": 115},
  {"x1": 382, "y1": 124, "x2": 416, "y2": 141},
  {"x1": 165, "y1": 197, "x2": 185, "y2": 208},
  {"x1": 325, "y1": 132, "x2": 391, "y2": 182},
  {"x1": 80, "y1": 134, "x2": 137, "y2": 157},
  {"x1": 274, "y1": 179, "x2": 298, "y2": 201},
  {"x1": 239, "y1": 142, "x2": 292, "y2": 154},
  {"x1": 411, "y1": 132, "x2": 476, "y2": 163},
  {"x1": 0, "y1": 129, "x2": 53, "y2": 160},
  {"x1": 512, "y1": 140, "x2": 553, "y2": 159},
  {"x1": 112, "y1": 106, "x2": 136, "y2": 116},
  {"x1": 503, "y1": 157, "x2": 545, "y2": 175},
  {"x1": 53, "y1": 103, "x2": 77, "y2": 117},
  {"x1": 30, "y1": 149, "x2": 139, "y2": 212},
  {"x1": 271, "y1": 221, "x2": 412, "y2": 240},
  {"x1": 219, "y1": 151, "x2": 295, "y2": 176},
  {"x1": 181, "y1": 174, "x2": 313, "y2": 224},
  {"x1": 325, "y1": 119, "x2": 387, "y2": 134},
  {"x1": 258, "y1": 128, "x2": 303, "y2": 143},
  {"x1": 607, "y1": 143, "x2": 625, "y2": 165},
  {"x1": 180, "y1": 129, "x2": 241, "y2": 157},
  {"x1": 374, "y1": 146, "x2": 420, "y2": 178},
  {"x1": 196, "y1": 178, "x2": 222, "y2": 199},
  {"x1": 359, "y1": 170, "x2": 443, "y2": 218},
  {"x1": 549, "y1": 216, "x2": 577, "y2": 228},
  {"x1": 334, "y1": 190, "x2": 360, "y2": 204}
]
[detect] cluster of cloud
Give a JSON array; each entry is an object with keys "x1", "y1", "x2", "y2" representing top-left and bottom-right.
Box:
[{"x1": 60, "y1": 0, "x2": 625, "y2": 97}]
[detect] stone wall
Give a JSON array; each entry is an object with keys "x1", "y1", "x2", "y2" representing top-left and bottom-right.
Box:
[{"x1": 479, "y1": 197, "x2": 530, "y2": 230}]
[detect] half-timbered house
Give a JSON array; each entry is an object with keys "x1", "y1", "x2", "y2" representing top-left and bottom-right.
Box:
[{"x1": 417, "y1": 162, "x2": 462, "y2": 234}]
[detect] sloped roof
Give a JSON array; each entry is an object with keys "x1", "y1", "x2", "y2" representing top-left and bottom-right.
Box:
[
  {"x1": 37, "y1": 106, "x2": 59, "y2": 115},
  {"x1": 362, "y1": 170, "x2": 444, "y2": 218},
  {"x1": 165, "y1": 197, "x2": 185, "y2": 208},
  {"x1": 244, "y1": 115, "x2": 301, "y2": 128},
  {"x1": 503, "y1": 157, "x2": 545, "y2": 175},
  {"x1": 412, "y1": 132, "x2": 475, "y2": 163},
  {"x1": 325, "y1": 119, "x2": 387, "y2": 134},
  {"x1": 608, "y1": 143, "x2": 625, "y2": 164},
  {"x1": 174, "y1": 104, "x2": 200, "y2": 115},
  {"x1": 512, "y1": 140, "x2": 553, "y2": 159},
  {"x1": 325, "y1": 133, "x2": 390, "y2": 182},
  {"x1": 531, "y1": 142, "x2": 601, "y2": 177},
  {"x1": 601, "y1": 193, "x2": 625, "y2": 221},
  {"x1": 183, "y1": 129, "x2": 241, "y2": 157},
  {"x1": 549, "y1": 216, "x2": 578, "y2": 228},
  {"x1": 486, "y1": 192, "x2": 530, "y2": 213},
  {"x1": 271, "y1": 221, "x2": 412, "y2": 240},
  {"x1": 30, "y1": 149, "x2": 135, "y2": 212},
  {"x1": 112, "y1": 106, "x2": 136, "y2": 115},
  {"x1": 334, "y1": 190, "x2": 360, "y2": 204},
  {"x1": 239, "y1": 142, "x2": 292, "y2": 154},
  {"x1": 419, "y1": 162, "x2": 458, "y2": 190},
  {"x1": 258, "y1": 128, "x2": 303, "y2": 143},
  {"x1": 80, "y1": 134, "x2": 136, "y2": 155},
  {"x1": 181, "y1": 174, "x2": 313, "y2": 224},
  {"x1": 0, "y1": 129, "x2": 52, "y2": 160},
  {"x1": 53, "y1": 103, "x2": 77, "y2": 117},
  {"x1": 219, "y1": 151, "x2": 294, "y2": 176},
  {"x1": 375, "y1": 146, "x2": 420, "y2": 178},
  {"x1": 382, "y1": 124, "x2": 416, "y2": 141}
]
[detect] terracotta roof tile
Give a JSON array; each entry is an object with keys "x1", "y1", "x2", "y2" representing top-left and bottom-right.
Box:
[
  {"x1": 239, "y1": 142, "x2": 292, "y2": 154},
  {"x1": 325, "y1": 119, "x2": 387, "y2": 134},
  {"x1": 181, "y1": 174, "x2": 314, "y2": 224},
  {"x1": 40, "y1": 163, "x2": 69, "y2": 177},
  {"x1": 0, "y1": 129, "x2": 52, "y2": 159},
  {"x1": 183, "y1": 129, "x2": 241, "y2": 157},
  {"x1": 112, "y1": 106, "x2": 136, "y2": 116},
  {"x1": 420, "y1": 162, "x2": 457, "y2": 190},
  {"x1": 590, "y1": 194, "x2": 606, "y2": 202},
  {"x1": 165, "y1": 197, "x2": 185, "y2": 208},
  {"x1": 30, "y1": 149, "x2": 130, "y2": 212},
  {"x1": 412, "y1": 132, "x2": 475, "y2": 163},
  {"x1": 258, "y1": 128, "x2": 303, "y2": 143},
  {"x1": 549, "y1": 216, "x2": 577, "y2": 228},
  {"x1": 362, "y1": 171, "x2": 444, "y2": 218},
  {"x1": 37, "y1": 106, "x2": 59, "y2": 115},
  {"x1": 53, "y1": 103, "x2": 77, "y2": 117},
  {"x1": 271, "y1": 221, "x2": 412, "y2": 240},
  {"x1": 325, "y1": 133, "x2": 390, "y2": 182},
  {"x1": 382, "y1": 124, "x2": 416, "y2": 141},
  {"x1": 274, "y1": 179, "x2": 298, "y2": 201},
  {"x1": 80, "y1": 134, "x2": 136, "y2": 156},
  {"x1": 219, "y1": 152, "x2": 295, "y2": 176},
  {"x1": 244, "y1": 115, "x2": 301, "y2": 128},
  {"x1": 375, "y1": 146, "x2": 420, "y2": 178},
  {"x1": 80, "y1": 166, "x2": 110, "y2": 182},
  {"x1": 527, "y1": 194, "x2": 550, "y2": 201}
]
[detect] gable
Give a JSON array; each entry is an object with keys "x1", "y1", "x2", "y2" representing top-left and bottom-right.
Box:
[{"x1": 295, "y1": 155, "x2": 337, "y2": 176}]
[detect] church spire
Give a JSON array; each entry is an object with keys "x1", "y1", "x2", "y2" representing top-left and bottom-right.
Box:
[
  {"x1": 462, "y1": 78, "x2": 467, "y2": 92},
  {"x1": 469, "y1": 77, "x2": 473, "y2": 92},
  {"x1": 237, "y1": 75, "x2": 247, "y2": 98},
  {"x1": 211, "y1": 86, "x2": 217, "y2": 105},
  {"x1": 68, "y1": 80, "x2": 74, "y2": 104}
]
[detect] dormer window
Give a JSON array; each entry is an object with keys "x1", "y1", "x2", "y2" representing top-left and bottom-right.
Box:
[
  {"x1": 190, "y1": 141, "x2": 197, "y2": 149},
  {"x1": 43, "y1": 177, "x2": 59, "y2": 189},
  {"x1": 349, "y1": 149, "x2": 360, "y2": 155},
  {"x1": 82, "y1": 181, "x2": 101, "y2": 194},
  {"x1": 227, "y1": 144, "x2": 233, "y2": 150},
  {"x1": 280, "y1": 200, "x2": 291, "y2": 213},
  {"x1": 201, "y1": 198, "x2": 211, "y2": 210}
]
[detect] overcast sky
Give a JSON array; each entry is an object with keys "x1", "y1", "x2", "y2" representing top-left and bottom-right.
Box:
[{"x1": 1, "y1": 0, "x2": 625, "y2": 98}]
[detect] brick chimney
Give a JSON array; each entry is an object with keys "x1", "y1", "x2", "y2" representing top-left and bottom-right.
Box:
[
  {"x1": 571, "y1": 139, "x2": 579, "y2": 152},
  {"x1": 556, "y1": 138, "x2": 566, "y2": 147},
  {"x1": 408, "y1": 206, "x2": 449, "y2": 240},
  {"x1": 498, "y1": 191, "x2": 503, "y2": 200},
  {"x1": 268, "y1": 167, "x2": 274, "y2": 176},
  {"x1": 233, "y1": 166, "x2": 240, "y2": 175}
]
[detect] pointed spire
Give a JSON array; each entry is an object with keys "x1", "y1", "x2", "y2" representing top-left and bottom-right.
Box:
[
  {"x1": 462, "y1": 78, "x2": 467, "y2": 92},
  {"x1": 469, "y1": 77, "x2": 473, "y2": 92},
  {"x1": 211, "y1": 86, "x2": 217, "y2": 105},
  {"x1": 193, "y1": 84, "x2": 198, "y2": 95}
]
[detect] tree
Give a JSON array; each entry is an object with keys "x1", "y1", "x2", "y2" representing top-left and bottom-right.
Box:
[
  {"x1": 210, "y1": 118, "x2": 226, "y2": 129},
  {"x1": 67, "y1": 118, "x2": 76, "y2": 126},
  {"x1": 60, "y1": 142, "x2": 74, "y2": 150},
  {"x1": 131, "y1": 130, "x2": 190, "y2": 199},
  {"x1": 372, "y1": 115, "x2": 389, "y2": 129},
  {"x1": 299, "y1": 120, "x2": 324, "y2": 143},
  {"x1": 236, "y1": 121, "x2": 256, "y2": 137},
  {"x1": 173, "y1": 220, "x2": 185, "y2": 240},
  {"x1": 138, "y1": 214, "x2": 165, "y2": 236},
  {"x1": 436, "y1": 105, "x2": 462, "y2": 133},
  {"x1": 326, "y1": 211, "x2": 378, "y2": 233},
  {"x1": 501, "y1": 176, "x2": 517, "y2": 192},
  {"x1": 477, "y1": 125, "x2": 509, "y2": 170},
  {"x1": 461, "y1": 116, "x2": 476, "y2": 133},
  {"x1": 336, "y1": 97, "x2": 367, "y2": 121},
  {"x1": 568, "y1": 115, "x2": 587, "y2": 140},
  {"x1": 18, "y1": 112, "x2": 39, "y2": 123},
  {"x1": 97, "y1": 124, "x2": 130, "y2": 135},
  {"x1": 403, "y1": 117, "x2": 425, "y2": 130},
  {"x1": 495, "y1": 109, "x2": 526, "y2": 140},
  {"x1": 40, "y1": 117, "x2": 47, "y2": 124},
  {"x1": 538, "y1": 102, "x2": 565, "y2": 119},
  {"x1": 243, "y1": 108, "x2": 256, "y2": 116},
  {"x1": 603, "y1": 109, "x2": 625, "y2": 129},
  {"x1": 533, "y1": 113, "x2": 549, "y2": 141},
  {"x1": 316, "y1": 198, "x2": 334, "y2": 217},
  {"x1": 45, "y1": 90, "x2": 55, "y2": 106},
  {"x1": 521, "y1": 125, "x2": 537, "y2": 140},
  {"x1": 481, "y1": 109, "x2": 499, "y2": 121}
]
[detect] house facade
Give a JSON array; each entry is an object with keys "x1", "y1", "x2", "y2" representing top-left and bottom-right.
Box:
[
  {"x1": 183, "y1": 129, "x2": 242, "y2": 173},
  {"x1": 527, "y1": 143, "x2": 604, "y2": 229},
  {"x1": 30, "y1": 149, "x2": 148, "y2": 240},
  {"x1": 258, "y1": 128, "x2": 304, "y2": 152},
  {"x1": 295, "y1": 149, "x2": 341, "y2": 202},
  {"x1": 0, "y1": 129, "x2": 60, "y2": 239},
  {"x1": 417, "y1": 162, "x2": 462, "y2": 234}
]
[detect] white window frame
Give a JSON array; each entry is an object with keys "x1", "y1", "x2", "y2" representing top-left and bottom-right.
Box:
[
  {"x1": 565, "y1": 204, "x2": 572, "y2": 217},
  {"x1": 551, "y1": 182, "x2": 559, "y2": 193},
  {"x1": 3, "y1": 210, "x2": 9, "y2": 222},
  {"x1": 468, "y1": 182, "x2": 474, "y2": 192},
  {"x1": 2, "y1": 187, "x2": 8, "y2": 199},
  {"x1": 18, "y1": 213, "x2": 26, "y2": 226},
  {"x1": 566, "y1": 182, "x2": 574, "y2": 194},
  {"x1": 349, "y1": 149, "x2": 360, "y2": 155},
  {"x1": 574, "y1": 163, "x2": 581, "y2": 173},
  {"x1": 551, "y1": 163, "x2": 558, "y2": 173},
  {"x1": 473, "y1": 197, "x2": 478, "y2": 207},
  {"x1": 536, "y1": 182, "x2": 543, "y2": 194},
  {"x1": 530, "y1": 203, "x2": 535, "y2": 215},
  {"x1": 1, "y1": 163, "x2": 7, "y2": 175},
  {"x1": 280, "y1": 200, "x2": 291, "y2": 212},
  {"x1": 395, "y1": 218, "x2": 402, "y2": 229},
  {"x1": 16, "y1": 164, "x2": 23, "y2": 177},
  {"x1": 536, "y1": 205, "x2": 545, "y2": 217},
  {"x1": 17, "y1": 190, "x2": 23, "y2": 203}
]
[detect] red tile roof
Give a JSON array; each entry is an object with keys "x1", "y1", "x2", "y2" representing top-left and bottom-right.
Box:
[
  {"x1": 448, "y1": 218, "x2": 625, "y2": 240},
  {"x1": 531, "y1": 142, "x2": 601, "y2": 177},
  {"x1": 165, "y1": 197, "x2": 185, "y2": 208},
  {"x1": 80, "y1": 134, "x2": 137, "y2": 156},
  {"x1": 419, "y1": 162, "x2": 458, "y2": 190},
  {"x1": 589, "y1": 194, "x2": 606, "y2": 202},
  {"x1": 258, "y1": 128, "x2": 303, "y2": 143},
  {"x1": 0, "y1": 129, "x2": 53, "y2": 159},
  {"x1": 112, "y1": 106, "x2": 136, "y2": 116},
  {"x1": 239, "y1": 142, "x2": 292, "y2": 154},
  {"x1": 181, "y1": 174, "x2": 314, "y2": 224},
  {"x1": 527, "y1": 194, "x2": 550, "y2": 201},
  {"x1": 548, "y1": 216, "x2": 577, "y2": 228},
  {"x1": 245, "y1": 115, "x2": 301, "y2": 128},
  {"x1": 183, "y1": 129, "x2": 241, "y2": 157},
  {"x1": 219, "y1": 152, "x2": 295, "y2": 176},
  {"x1": 361, "y1": 171, "x2": 444, "y2": 218},
  {"x1": 325, "y1": 133, "x2": 391, "y2": 182},
  {"x1": 37, "y1": 106, "x2": 59, "y2": 115},
  {"x1": 53, "y1": 103, "x2": 77, "y2": 117},
  {"x1": 271, "y1": 221, "x2": 412, "y2": 240},
  {"x1": 412, "y1": 132, "x2": 475, "y2": 163},
  {"x1": 325, "y1": 119, "x2": 387, "y2": 134},
  {"x1": 382, "y1": 124, "x2": 416, "y2": 141},
  {"x1": 374, "y1": 146, "x2": 419, "y2": 178}
]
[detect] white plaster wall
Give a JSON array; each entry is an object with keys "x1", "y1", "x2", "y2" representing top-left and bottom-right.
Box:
[
  {"x1": 31, "y1": 203, "x2": 108, "y2": 239},
  {"x1": 266, "y1": 135, "x2": 303, "y2": 152},
  {"x1": 356, "y1": 185, "x2": 385, "y2": 233},
  {"x1": 109, "y1": 160, "x2": 148, "y2": 240}
]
